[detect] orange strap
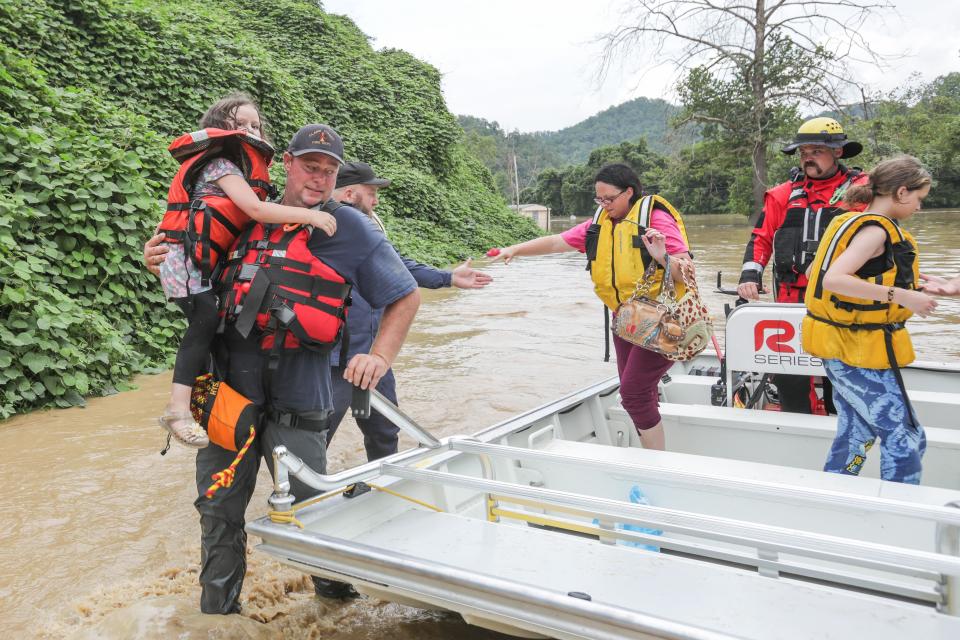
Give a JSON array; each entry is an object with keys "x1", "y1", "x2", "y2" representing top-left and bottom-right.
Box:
[{"x1": 205, "y1": 426, "x2": 257, "y2": 499}]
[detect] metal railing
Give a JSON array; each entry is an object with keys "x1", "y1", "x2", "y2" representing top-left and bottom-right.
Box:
[{"x1": 263, "y1": 390, "x2": 960, "y2": 614}]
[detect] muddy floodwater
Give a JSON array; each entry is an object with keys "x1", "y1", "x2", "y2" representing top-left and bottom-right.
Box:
[{"x1": 2, "y1": 211, "x2": 959, "y2": 638}]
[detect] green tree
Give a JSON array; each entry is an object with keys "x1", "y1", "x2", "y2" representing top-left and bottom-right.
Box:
[
  {"x1": 602, "y1": 0, "x2": 895, "y2": 220},
  {"x1": 458, "y1": 116, "x2": 565, "y2": 204},
  {"x1": 522, "y1": 167, "x2": 564, "y2": 214},
  {"x1": 523, "y1": 73, "x2": 960, "y2": 218},
  {"x1": 659, "y1": 141, "x2": 748, "y2": 215},
  {"x1": 0, "y1": 0, "x2": 540, "y2": 418},
  {"x1": 523, "y1": 138, "x2": 668, "y2": 217},
  {"x1": 847, "y1": 72, "x2": 960, "y2": 208},
  {"x1": 458, "y1": 97, "x2": 696, "y2": 205}
]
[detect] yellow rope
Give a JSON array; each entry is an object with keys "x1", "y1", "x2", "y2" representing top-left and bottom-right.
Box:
[
  {"x1": 204, "y1": 426, "x2": 256, "y2": 499},
  {"x1": 267, "y1": 486, "x2": 350, "y2": 528},
  {"x1": 295, "y1": 485, "x2": 352, "y2": 510},
  {"x1": 266, "y1": 509, "x2": 305, "y2": 528},
  {"x1": 491, "y1": 506, "x2": 602, "y2": 536},
  {"x1": 366, "y1": 483, "x2": 443, "y2": 512},
  {"x1": 267, "y1": 481, "x2": 443, "y2": 527}
]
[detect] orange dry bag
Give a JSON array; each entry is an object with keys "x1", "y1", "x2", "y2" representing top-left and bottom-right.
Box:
[
  {"x1": 190, "y1": 373, "x2": 260, "y2": 498},
  {"x1": 190, "y1": 373, "x2": 258, "y2": 451}
]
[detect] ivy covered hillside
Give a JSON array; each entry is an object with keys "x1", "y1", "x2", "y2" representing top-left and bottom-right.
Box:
[{"x1": 0, "y1": 0, "x2": 539, "y2": 418}]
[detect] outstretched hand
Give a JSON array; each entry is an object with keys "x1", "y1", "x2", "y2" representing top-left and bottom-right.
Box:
[
  {"x1": 896, "y1": 288, "x2": 938, "y2": 317},
  {"x1": 487, "y1": 246, "x2": 518, "y2": 264},
  {"x1": 451, "y1": 258, "x2": 493, "y2": 289},
  {"x1": 919, "y1": 273, "x2": 960, "y2": 297}
]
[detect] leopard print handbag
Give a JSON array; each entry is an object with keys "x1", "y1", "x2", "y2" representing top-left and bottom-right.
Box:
[
  {"x1": 613, "y1": 255, "x2": 714, "y2": 362},
  {"x1": 668, "y1": 259, "x2": 714, "y2": 361}
]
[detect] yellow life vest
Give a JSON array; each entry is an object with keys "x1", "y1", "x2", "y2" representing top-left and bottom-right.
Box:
[
  {"x1": 802, "y1": 211, "x2": 918, "y2": 369},
  {"x1": 587, "y1": 195, "x2": 689, "y2": 312}
]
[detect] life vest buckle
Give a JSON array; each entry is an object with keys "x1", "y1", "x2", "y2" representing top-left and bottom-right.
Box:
[
  {"x1": 238, "y1": 263, "x2": 259, "y2": 281},
  {"x1": 270, "y1": 303, "x2": 296, "y2": 327}
]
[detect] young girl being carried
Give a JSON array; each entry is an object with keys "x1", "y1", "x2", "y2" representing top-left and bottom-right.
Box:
[
  {"x1": 802, "y1": 155, "x2": 937, "y2": 484},
  {"x1": 156, "y1": 93, "x2": 337, "y2": 449}
]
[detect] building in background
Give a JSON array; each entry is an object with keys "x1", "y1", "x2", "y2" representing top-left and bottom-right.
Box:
[{"x1": 509, "y1": 203, "x2": 551, "y2": 231}]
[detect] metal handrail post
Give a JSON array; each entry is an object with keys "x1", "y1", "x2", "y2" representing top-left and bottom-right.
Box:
[
  {"x1": 936, "y1": 500, "x2": 960, "y2": 615},
  {"x1": 370, "y1": 390, "x2": 442, "y2": 448},
  {"x1": 267, "y1": 443, "x2": 445, "y2": 510}
]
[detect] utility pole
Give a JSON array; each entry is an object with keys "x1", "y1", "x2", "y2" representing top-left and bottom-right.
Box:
[{"x1": 512, "y1": 152, "x2": 521, "y2": 210}]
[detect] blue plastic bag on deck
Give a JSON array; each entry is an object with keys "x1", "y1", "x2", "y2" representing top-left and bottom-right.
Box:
[{"x1": 593, "y1": 485, "x2": 662, "y2": 552}]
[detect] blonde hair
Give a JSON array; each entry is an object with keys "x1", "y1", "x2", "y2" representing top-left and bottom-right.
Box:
[{"x1": 844, "y1": 154, "x2": 931, "y2": 205}]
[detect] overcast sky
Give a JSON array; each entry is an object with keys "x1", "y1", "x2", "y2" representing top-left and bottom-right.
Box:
[{"x1": 322, "y1": 0, "x2": 960, "y2": 133}]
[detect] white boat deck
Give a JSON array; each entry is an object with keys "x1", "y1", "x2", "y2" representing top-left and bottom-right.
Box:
[
  {"x1": 353, "y1": 509, "x2": 960, "y2": 640},
  {"x1": 249, "y1": 365, "x2": 960, "y2": 639}
]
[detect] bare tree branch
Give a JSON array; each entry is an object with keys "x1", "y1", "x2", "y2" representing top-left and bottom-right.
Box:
[{"x1": 598, "y1": 0, "x2": 898, "y2": 217}]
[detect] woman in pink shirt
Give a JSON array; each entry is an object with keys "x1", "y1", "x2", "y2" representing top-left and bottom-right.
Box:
[{"x1": 493, "y1": 164, "x2": 693, "y2": 450}]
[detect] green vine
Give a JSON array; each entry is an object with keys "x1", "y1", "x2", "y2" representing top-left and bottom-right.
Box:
[{"x1": 0, "y1": 0, "x2": 538, "y2": 418}]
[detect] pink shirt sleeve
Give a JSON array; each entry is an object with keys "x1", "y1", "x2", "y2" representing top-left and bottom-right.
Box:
[
  {"x1": 650, "y1": 208, "x2": 688, "y2": 254},
  {"x1": 560, "y1": 219, "x2": 592, "y2": 253},
  {"x1": 560, "y1": 209, "x2": 688, "y2": 255}
]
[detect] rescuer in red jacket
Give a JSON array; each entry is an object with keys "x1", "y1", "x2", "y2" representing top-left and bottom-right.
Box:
[{"x1": 737, "y1": 117, "x2": 869, "y2": 413}]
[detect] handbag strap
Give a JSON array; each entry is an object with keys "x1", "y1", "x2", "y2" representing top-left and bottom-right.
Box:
[
  {"x1": 661, "y1": 253, "x2": 676, "y2": 299},
  {"x1": 677, "y1": 258, "x2": 698, "y2": 295},
  {"x1": 632, "y1": 252, "x2": 674, "y2": 300}
]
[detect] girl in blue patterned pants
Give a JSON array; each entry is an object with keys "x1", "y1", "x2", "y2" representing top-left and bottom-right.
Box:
[
  {"x1": 803, "y1": 155, "x2": 937, "y2": 485},
  {"x1": 821, "y1": 360, "x2": 926, "y2": 484}
]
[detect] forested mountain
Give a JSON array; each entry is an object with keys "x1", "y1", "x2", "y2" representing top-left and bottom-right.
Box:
[
  {"x1": 460, "y1": 97, "x2": 697, "y2": 202},
  {"x1": 458, "y1": 116, "x2": 565, "y2": 202},
  {"x1": 535, "y1": 96, "x2": 692, "y2": 162},
  {"x1": 521, "y1": 74, "x2": 960, "y2": 218},
  {"x1": 0, "y1": 0, "x2": 539, "y2": 417}
]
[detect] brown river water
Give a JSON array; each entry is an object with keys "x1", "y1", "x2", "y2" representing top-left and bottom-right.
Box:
[{"x1": 2, "y1": 211, "x2": 959, "y2": 638}]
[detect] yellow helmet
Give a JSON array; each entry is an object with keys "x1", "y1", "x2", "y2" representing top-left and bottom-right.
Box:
[{"x1": 782, "y1": 117, "x2": 862, "y2": 158}]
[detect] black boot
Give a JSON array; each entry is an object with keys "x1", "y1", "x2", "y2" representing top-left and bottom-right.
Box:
[
  {"x1": 312, "y1": 576, "x2": 360, "y2": 600},
  {"x1": 198, "y1": 514, "x2": 247, "y2": 614}
]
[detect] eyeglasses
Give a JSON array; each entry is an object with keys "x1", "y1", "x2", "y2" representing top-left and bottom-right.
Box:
[{"x1": 593, "y1": 190, "x2": 626, "y2": 206}]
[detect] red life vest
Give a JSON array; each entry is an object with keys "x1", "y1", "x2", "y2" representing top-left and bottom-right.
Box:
[
  {"x1": 771, "y1": 165, "x2": 864, "y2": 290},
  {"x1": 158, "y1": 128, "x2": 277, "y2": 286},
  {"x1": 220, "y1": 204, "x2": 352, "y2": 362}
]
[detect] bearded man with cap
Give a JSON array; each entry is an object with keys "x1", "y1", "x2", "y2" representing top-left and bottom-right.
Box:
[
  {"x1": 145, "y1": 125, "x2": 421, "y2": 612},
  {"x1": 326, "y1": 161, "x2": 492, "y2": 461},
  {"x1": 736, "y1": 117, "x2": 869, "y2": 414}
]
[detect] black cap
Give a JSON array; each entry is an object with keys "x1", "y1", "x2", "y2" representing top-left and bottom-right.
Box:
[
  {"x1": 286, "y1": 124, "x2": 344, "y2": 163},
  {"x1": 335, "y1": 161, "x2": 391, "y2": 189}
]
